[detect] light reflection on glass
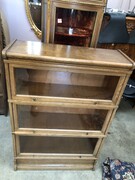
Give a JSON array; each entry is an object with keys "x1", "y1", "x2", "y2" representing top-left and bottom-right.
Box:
[{"x1": 27, "y1": 41, "x2": 42, "y2": 55}]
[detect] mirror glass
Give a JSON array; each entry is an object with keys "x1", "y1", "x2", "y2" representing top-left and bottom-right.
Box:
[{"x1": 25, "y1": 0, "x2": 42, "y2": 38}]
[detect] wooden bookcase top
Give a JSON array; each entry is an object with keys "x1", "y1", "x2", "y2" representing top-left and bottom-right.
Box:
[
  {"x1": 3, "y1": 40, "x2": 135, "y2": 70},
  {"x1": 48, "y1": 0, "x2": 107, "y2": 6}
]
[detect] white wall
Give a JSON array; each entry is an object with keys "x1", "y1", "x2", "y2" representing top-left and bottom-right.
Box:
[
  {"x1": 0, "y1": 0, "x2": 39, "y2": 42},
  {"x1": 107, "y1": 0, "x2": 135, "y2": 12},
  {"x1": 0, "y1": 0, "x2": 135, "y2": 44}
]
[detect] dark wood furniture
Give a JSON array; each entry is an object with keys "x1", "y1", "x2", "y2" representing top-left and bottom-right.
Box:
[
  {"x1": 0, "y1": 15, "x2": 7, "y2": 115},
  {"x1": 42, "y1": 0, "x2": 107, "y2": 47},
  {"x1": 3, "y1": 40, "x2": 135, "y2": 170},
  {"x1": 98, "y1": 16, "x2": 135, "y2": 61}
]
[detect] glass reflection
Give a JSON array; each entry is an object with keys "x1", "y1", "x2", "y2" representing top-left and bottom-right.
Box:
[
  {"x1": 27, "y1": 41, "x2": 42, "y2": 55},
  {"x1": 29, "y1": 0, "x2": 41, "y2": 30},
  {"x1": 54, "y1": 8, "x2": 97, "y2": 46}
]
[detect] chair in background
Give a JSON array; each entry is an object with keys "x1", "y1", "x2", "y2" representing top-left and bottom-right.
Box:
[{"x1": 123, "y1": 78, "x2": 135, "y2": 107}]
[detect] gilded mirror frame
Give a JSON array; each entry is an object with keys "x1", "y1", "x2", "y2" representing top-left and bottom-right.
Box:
[{"x1": 25, "y1": 0, "x2": 42, "y2": 39}]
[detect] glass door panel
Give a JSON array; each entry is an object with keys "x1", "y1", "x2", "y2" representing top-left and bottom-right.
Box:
[
  {"x1": 54, "y1": 7, "x2": 97, "y2": 47},
  {"x1": 14, "y1": 67, "x2": 119, "y2": 100},
  {"x1": 19, "y1": 136, "x2": 98, "y2": 154},
  {"x1": 17, "y1": 105, "x2": 108, "y2": 131}
]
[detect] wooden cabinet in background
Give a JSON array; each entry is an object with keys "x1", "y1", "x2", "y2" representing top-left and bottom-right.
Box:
[
  {"x1": 98, "y1": 16, "x2": 135, "y2": 62},
  {"x1": 3, "y1": 40, "x2": 134, "y2": 170},
  {"x1": 42, "y1": 0, "x2": 107, "y2": 47},
  {"x1": 0, "y1": 16, "x2": 7, "y2": 115}
]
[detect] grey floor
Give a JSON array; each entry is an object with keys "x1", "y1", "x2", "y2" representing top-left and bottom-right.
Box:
[{"x1": 0, "y1": 99, "x2": 135, "y2": 180}]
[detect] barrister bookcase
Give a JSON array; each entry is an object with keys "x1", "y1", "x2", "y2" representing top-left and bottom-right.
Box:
[{"x1": 3, "y1": 40, "x2": 135, "y2": 170}]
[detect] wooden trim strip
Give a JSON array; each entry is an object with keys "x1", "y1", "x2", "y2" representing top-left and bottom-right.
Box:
[
  {"x1": 2, "y1": 39, "x2": 17, "y2": 59},
  {"x1": 6, "y1": 61, "x2": 131, "y2": 76},
  {"x1": 13, "y1": 130, "x2": 106, "y2": 138},
  {"x1": 9, "y1": 98, "x2": 116, "y2": 109},
  {"x1": 19, "y1": 152, "x2": 96, "y2": 158},
  {"x1": 118, "y1": 49, "x2": 135, "y2": 70},
  {"x1": 16, "y1": 164, "x2": 94, "y2": 170},
  {"x1": 93, "y1": 138, "x2": 103, "y2": 156},
  {"x1": 16, "y1": 154, "x2": 97, "y2": 160},
  {"x1": 112, "y1": 76, "x2": 126, "y2": 103},
  {"x1": 5, "y1": 57, "x2": 133, "y2": 69}
]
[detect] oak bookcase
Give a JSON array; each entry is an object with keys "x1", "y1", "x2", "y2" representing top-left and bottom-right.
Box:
[{"x1": 3, "y1": 40, "x2": 135, "y2": 170}]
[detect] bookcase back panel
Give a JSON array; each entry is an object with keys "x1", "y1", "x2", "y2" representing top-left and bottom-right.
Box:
[
  {"x1": 16, "y1": 104, "x2": 108, "y2": 131},
  {"x1": 19, "y1": 136, "x2": 98, "y2": 155},
  {"x1": 13, "y1": 67, "x2": 119, "y2": 100}
]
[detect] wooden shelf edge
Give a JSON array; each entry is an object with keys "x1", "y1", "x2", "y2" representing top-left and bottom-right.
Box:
[
  {"x1": 13, "y1": 130, "x2": 106, "y2": 138},
  {"x1": 16, "y1": 164, "x2": 94, "y2": 170},
  {"x1": 15, "y1": 155, "x2": 97, "y2": 160},
  {"x1": 9, "y1": 99, "x2": 116, "y2": 110}
]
